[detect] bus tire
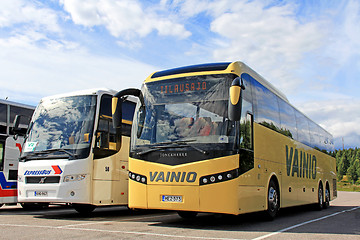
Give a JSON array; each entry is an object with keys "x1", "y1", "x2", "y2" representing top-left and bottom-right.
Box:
[
  {"x1": 73, "y1": 204, "x2": 96, "y2": 214},
  {"x1": 266, "y1": 180, "x2": 279, "y2": 220},
  {"x1": 316, "y1": 184, "x2": 324, "y2": 210},
  {"x1": 323, "y1": 184, "x2": 330, "y2": 209},
  {"x1": 177, "y1": 211, "x2": 197, "y2": 219}
]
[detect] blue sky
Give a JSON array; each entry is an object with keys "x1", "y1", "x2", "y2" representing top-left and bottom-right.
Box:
[{"x1": 0, "y1": 0, "x2": 359, "y2": 149}]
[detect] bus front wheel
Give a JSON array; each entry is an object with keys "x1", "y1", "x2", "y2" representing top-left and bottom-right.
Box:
[
  {"x1": 73, "y1": 204, "x2": 96, "y2": 214},
  {"x1": 266, "y1": 180, "x2": 279, "y2": 220},
  {"x1": 20, "y1": 202, "x2": 49, "y2": 210}
]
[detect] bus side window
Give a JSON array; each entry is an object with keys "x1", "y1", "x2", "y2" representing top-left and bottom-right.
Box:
[
  {"x1": 239, "y1": 99, "x2": 253, "y2": 150},
  {"x1": 239, "y1": 99, "x2": 254, "y2": 174}
]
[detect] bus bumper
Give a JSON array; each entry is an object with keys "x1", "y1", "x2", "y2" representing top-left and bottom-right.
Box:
[{"x1": 129, "y1": 179, "x2": 241, "y2": 215}]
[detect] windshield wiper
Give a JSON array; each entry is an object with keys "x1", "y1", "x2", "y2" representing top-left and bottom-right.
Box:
[
  {"x1": 36, "y1": 148, "x2": 76, "y2": 157},
  {"x1": 136, "y1": 140, "x2": 207, "y2": 156},
  {"x1": 20, "y1": 148, "x2": 77, "y2": 161}
]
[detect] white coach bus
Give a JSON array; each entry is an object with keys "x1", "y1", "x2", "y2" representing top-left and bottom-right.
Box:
[
  {"x1": 17, "y1": 89, "x2": 136, "y2": 213},
  {"x1": 0, "y1": 99, "x2": 34, "y2": 207}
]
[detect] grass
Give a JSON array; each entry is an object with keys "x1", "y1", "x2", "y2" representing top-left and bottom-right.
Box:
[{"x1": 337, "y1": 177, "x2": 360, "y2": 192}]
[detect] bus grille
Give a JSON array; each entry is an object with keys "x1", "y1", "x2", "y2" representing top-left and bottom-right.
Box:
[{"x1": 26, "y1": 176, "x2": 60, "y2": 184}]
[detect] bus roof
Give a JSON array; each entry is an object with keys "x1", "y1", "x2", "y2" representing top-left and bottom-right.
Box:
[
  {"x1": 39, "y1": 88, "x2": 138, "y2": 104},
  {"x1": 148, "y1": 61, "x2": 289, "y2": 103},
  {"x1": 0, "y1": 99, "x2": 35, "y2": 110},
  {"x1": 40, "y1": 88, "x2": 117, "y2": 101}
]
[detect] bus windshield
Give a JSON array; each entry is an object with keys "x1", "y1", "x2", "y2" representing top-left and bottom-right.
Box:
[
  {"x1": 21, "y1": 95, "x2": 97, "y2": 161},
  {"x1": 131, "y1": 74, "x2": 237, "y2": 156}
]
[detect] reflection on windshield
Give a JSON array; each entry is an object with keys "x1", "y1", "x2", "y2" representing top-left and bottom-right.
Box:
[
  {"x1": 22, "y1": 95, "x2": 97, "y2": 160},
  {"x1": 131, "y1": 74, "x2": 237, "y2": 152}
]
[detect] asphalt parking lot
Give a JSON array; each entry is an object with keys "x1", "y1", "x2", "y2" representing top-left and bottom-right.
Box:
[{"x1": 0, "y1": 191, "x2": 359, "y2": 240}]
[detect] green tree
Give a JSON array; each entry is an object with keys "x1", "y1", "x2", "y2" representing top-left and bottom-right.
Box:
[
  {"x1": 338, "y1": 154, "x2": 350, "y2": 180},
  {"x1": 347, "y1": 159, "x2": 360, "y2": 184}
]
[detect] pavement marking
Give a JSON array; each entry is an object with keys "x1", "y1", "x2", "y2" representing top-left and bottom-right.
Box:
[
  {"x1": 252, "y1": 206, "x2": 360, "y2": 240},
  {"x1": 56, "y1": 221, "x2": 114, "y2": 228},
  {"x1": 0, "y1": 222, "x2": 245, "y2": 240},
  {"x1": 1, "y1": 206, "x2": 358, "y2": 240},
  {"x1": 57, "y1": 213, "x2": 176, "y2": 228}
]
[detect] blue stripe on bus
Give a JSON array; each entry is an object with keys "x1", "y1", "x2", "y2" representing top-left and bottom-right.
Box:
[{"x1": 0, "y1": 172, "x2": 17, "y2": 189}]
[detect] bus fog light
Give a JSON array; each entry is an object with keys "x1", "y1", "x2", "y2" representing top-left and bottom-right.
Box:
[
  {"x1": 210, "y1": 176, "x2": 215, "y2": 182},
  {"x1": 64, "y1": 174, "x2": 87, "y2": 182},
  {"x1": 70, "y1": 191, "x2": 75, "y2": 196}
]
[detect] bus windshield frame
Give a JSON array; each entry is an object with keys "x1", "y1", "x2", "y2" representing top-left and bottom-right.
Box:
[
  {"x1": 130, "y1": 74, "x2": 239, "y2": 163},
  {"x1": 20, "y1": 95, "x2": 97, "y2": 161}
]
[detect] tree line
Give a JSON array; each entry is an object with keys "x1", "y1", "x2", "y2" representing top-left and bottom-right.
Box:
[{"x1": 331, "y1": 148, "x2": 360, "y2": 184}]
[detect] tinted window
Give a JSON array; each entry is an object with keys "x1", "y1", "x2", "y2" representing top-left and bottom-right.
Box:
[
  {"x1": 240, "y1": 73, "x2": 254, "y2": 104},
  {"x1": 0, "y1": 103, "x2": 6, "y2": 123},
  {"x1": 10, "y1": 106, "x2": 33, "y2": 125},
  {"x1": 253, "y1": 80, "x2": 281, "y2": 131},
  {"x1": 122, "y1": 101, "x2": 136, "y2": 137},
  {"x1": 278, "y1": 98, "x2": 297, "y2": 139},
  {"x1": 309, "y1": 120, "x2": 321, "y2": 149},
  {"x1": 295, "y1": 110, "x2": 310, "y2": 146}
]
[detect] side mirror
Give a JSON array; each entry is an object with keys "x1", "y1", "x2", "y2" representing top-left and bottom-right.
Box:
[
  {"x1": 228, "y1": 77, "x2": 245, "y2": 121},
  {"x1": 112, "y1": 88, "x2": 145, "y2": 133},
  {"x1": 13, "y1": 115, "x2": 21, "y2": 132}
]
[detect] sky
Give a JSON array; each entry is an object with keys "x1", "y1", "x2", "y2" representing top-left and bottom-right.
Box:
[{"x1": 0, "y1": 0, "x2": 359, "y2": 150}]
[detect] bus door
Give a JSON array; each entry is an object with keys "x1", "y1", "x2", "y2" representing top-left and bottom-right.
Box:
[{"x1": 3, "y1": 137, "x2": 23, "y2": 181}]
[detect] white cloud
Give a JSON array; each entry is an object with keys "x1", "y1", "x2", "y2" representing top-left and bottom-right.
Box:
[
  {"x1": 0, "y1": 42, "x2": 156, "y2": 105},
  {"x1": 60, "y1": 0, "x2": 191, "y2": 40},
  {"x1": 0, "y1": 0, "x2": 60, "y2": 32},
  {"x1": 207, "y1": 1, "x2": 325, "y2": 93}
]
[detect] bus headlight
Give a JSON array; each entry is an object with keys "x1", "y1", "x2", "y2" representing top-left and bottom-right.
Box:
[
  {"x1": 200, "y1": 168, "x2": 239, "y2": 185},
  {"x1": 64, "y1": 174, "x2": 87, "y2": 182},
  {"x1": 128, "y1": 171, "x2": 147, "y2": 184}
]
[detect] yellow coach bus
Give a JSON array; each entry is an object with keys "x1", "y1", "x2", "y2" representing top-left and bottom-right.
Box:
[{"x1": 112, "y1": 61, "x2": 337, "y2": 219}]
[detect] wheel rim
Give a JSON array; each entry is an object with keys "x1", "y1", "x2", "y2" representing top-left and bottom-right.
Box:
[
  {"x1": 269, "y1": 186, "x2": 278, "y2": 212},
  {"x1": 325, "y1": 188, "x2": 330, "y2": 203},
  {"x1": 318, "y1": 187, "x2": 323, "y2": 207}
]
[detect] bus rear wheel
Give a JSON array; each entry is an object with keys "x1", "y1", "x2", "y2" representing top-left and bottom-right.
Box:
[
  {"x1": 266, "y1": 180, "x2": 279, "y2": 220},
  {"x1": 73, "y1": 204, "x2": 96, "y2": 214},
  {"x1": 316, "y1": 184, "x2": 324, "y2": 210},
  {"x1": 177, "y1": 211, "x2": 198, "y2": 219},
  {"x1": 323, "y1": 185, "x2": 330, "y2": 209}
]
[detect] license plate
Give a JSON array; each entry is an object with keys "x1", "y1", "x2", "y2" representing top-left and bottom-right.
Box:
[
  {"x1": 162, "y1": 195, "x2": 182, "y2": 202},
  {"x1": 34, "y1": 191, "x2": 48, "y2": 197}
]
